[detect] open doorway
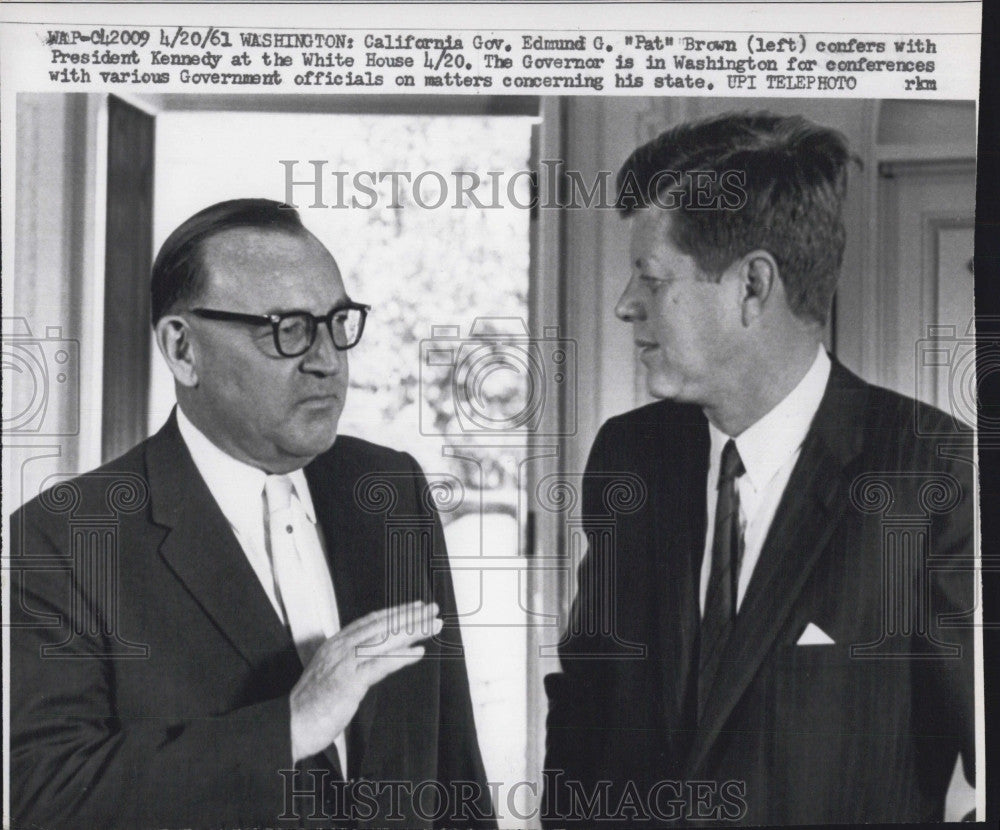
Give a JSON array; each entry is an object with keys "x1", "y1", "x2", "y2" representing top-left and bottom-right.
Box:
[{"x1": 143, "y1": 102, "x2": 543, "y2": 820}]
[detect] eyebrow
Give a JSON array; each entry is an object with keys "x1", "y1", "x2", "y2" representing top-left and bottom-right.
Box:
[{"x1": 263, "y1": 298, "x2": 355, "y2": 316}]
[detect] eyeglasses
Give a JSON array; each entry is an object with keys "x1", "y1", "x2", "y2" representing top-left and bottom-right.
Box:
[{"x1": 189, "y1": 302, "x2": 371, "y2": 357}]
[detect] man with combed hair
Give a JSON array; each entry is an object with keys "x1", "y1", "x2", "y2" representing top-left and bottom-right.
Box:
[
  {"x1": 10, "y1": 199, "x2": 495, "y2": 829},
  {"x1": 543, "y1": 112, "x2": 975, "y2": 826}
]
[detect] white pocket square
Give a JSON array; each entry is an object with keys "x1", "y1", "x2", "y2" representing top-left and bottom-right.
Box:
[{"x1": 796, "y1": 623, "x2": 835, "y2": 645}]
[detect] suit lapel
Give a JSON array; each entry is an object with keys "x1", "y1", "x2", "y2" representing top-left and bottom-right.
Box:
[
  {"x1": 305, "y1": 449, "x2": 388, "y2": 771},
  {"x1": 686, "y1": 360, "x2": 869, "y2": 775},
  {"x1": 654, "y1": 414, "x2": 708, "y2": 733},
  {"x1": 147, "y1": 413, "x2": 296, "y2": 670}
]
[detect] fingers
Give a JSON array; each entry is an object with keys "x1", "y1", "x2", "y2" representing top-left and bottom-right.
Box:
[
  {"x1": 309, "y1": 601, "x2": 440, "y2": 668},
  {"x1": 351, "y1": 607, "x2": 442, "y2": 668},
  {"x1": 341, "y1": 600, "x2": 437, "y2": 641},
  {"x1": 357, "y1": 612, "x2": 442, "y2": 659},
  {"x1": 289, "y1": 603, "x2": 441, "y2": 762},
  {"x1": 360, "y1": 644, "x2": 428, "y2": 686},
  {"x1": 357, "y1": 603, "x2": 441, "y2": 645},
  {"x1": 339, "y1": 601, "x2": 440, "y2": 651}
]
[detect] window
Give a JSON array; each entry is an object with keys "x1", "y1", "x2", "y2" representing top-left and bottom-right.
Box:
[{"x1": 150, "y1": 111, "x2": 535, "y2": 805}]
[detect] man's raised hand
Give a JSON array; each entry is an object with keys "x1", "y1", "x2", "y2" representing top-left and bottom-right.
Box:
[{"x1": 289, "y1": 600, "x2": 442, "y2": 762}]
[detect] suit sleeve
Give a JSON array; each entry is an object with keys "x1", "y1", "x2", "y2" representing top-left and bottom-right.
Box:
[
  {"x1": 914, "y1": 443, "x2": 977, "y2": 791},
  {"x1": 541, "y1": 423, "x2": 618, "y2": 825},
  {"x1": 9, "y1": 508, "x2": 297, "y2": 830},
  {"x1": 404, "y1": 453, "x2": 497, "y2": 829}
]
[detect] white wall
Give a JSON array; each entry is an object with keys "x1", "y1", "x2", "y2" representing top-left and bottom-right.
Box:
[
  {"x1": 559, "y1": 96, "x2": 977, "y2": 468},
  {"x1": 5, "y1": 93, "x2": 105, "y2": 514}
]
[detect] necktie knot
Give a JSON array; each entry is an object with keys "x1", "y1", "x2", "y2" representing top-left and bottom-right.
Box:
[
  {"x1": 264, "y1": 474, "x2": 294, "y2": 514},
  {"x1": 717, "y1": 439, "x2": 745, "y2": 488}
]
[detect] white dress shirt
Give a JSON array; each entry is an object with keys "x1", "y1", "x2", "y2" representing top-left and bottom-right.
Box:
[
  {"x1": 176, "y1": 407, "x2": 348, "y2": 771},
  {"x1": 699, "y1": 346, "x2": 831, "y2": 615}
]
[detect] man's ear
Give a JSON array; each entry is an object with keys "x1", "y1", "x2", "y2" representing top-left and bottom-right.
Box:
[
  {"x1": 738, "y1": 250, "x2": 779, "y2": 326},
  {"x1": 154, "y1": 314, "x2": 199, "y2": 388}
]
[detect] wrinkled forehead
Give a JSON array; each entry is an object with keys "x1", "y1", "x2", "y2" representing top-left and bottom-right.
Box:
[{"x1": 198, "y1": 226, "x2": 345, "y2": 306}]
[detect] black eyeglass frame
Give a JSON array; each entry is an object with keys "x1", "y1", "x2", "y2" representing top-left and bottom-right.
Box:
[{"x1": 189, "y1": 302, "x2": 371, "y2": 357}]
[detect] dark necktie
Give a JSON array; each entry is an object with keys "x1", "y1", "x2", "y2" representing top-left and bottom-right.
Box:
[{"x1": 698, "y1": 438, "x2": 745, "y2": 719}]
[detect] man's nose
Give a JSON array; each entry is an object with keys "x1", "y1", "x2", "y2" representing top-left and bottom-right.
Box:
[
  {"x1": 615, "y1": 278, "x2": 645, "y2": 323},
  {"x1": 300, "y1": 323, "x2": 344, "y2": 375}
]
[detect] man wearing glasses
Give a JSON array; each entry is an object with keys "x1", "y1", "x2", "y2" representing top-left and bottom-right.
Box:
[{"x1": 10, "y1": 199, "x2": 495, "y2": 829}]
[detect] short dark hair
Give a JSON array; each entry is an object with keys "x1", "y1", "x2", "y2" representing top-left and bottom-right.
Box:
[
  {"x1": 616, "y1": 111, "x2": 854, "y2": 325},
  {"x1": 150, "y1": 198, "x2": 307, "y2": 324}
]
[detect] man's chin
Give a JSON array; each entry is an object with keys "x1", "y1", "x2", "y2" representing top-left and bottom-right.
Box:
[
  {"x1": 301, "y1": 427, "x2": 340, "y2": 457},
  {"x1": 285, "y1": 416, "x2": 341, "y2": 460},
  {"x1": 645, "y1": 375, "x2": 705, "y2": 407},
  {"x1": 645, "y1": 372, "x2": 682, "y2": 401}
]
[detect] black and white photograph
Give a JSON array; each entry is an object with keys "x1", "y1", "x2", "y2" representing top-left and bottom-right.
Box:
[{"x1": 1, "y1": 2, "x2": 989, "y2": 828}]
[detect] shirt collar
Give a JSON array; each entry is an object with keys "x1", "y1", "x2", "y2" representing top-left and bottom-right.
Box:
[
  {"x1": 708, "y1": 346, "x2": 831, "y2": 491},
  {"x1": 175, "y1": 406, "x2": 317, "y2": 525}
]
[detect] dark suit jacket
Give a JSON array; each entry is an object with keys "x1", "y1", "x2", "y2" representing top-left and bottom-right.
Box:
[
  {"x1": 543, "y1": 360, "x2": 975, "y2": 826},
  {"x1": 10, "y1": 413, "x2": 495, "y2": 829}
]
